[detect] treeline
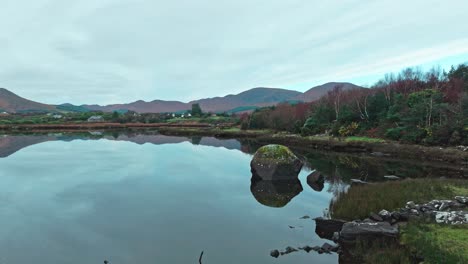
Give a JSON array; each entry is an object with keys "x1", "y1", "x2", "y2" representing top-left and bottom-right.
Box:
[{"x1": 240, "y1": 63, "x2": 468, "y2": 145}]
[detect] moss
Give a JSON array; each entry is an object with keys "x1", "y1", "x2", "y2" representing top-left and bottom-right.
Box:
[{"x1": 255, "y1": 144, "x2": 297, "y2": 162}]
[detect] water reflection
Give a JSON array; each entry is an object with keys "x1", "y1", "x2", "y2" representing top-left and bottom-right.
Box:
[
  {"x1": 250, "y1": 179, "x2": 303, "y2": 208},
  {"x1": 306, "y1": 171, "x2": 325, "y2": 192}
]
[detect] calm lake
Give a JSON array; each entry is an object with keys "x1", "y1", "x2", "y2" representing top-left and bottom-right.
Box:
[{"x1": 0, "y1": 132, "x2": 461, "y2": 264}]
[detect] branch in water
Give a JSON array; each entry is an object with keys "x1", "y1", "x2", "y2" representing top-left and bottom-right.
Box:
[{"x1": 199, "y1": 251, "x2": 204, "y2": 264}]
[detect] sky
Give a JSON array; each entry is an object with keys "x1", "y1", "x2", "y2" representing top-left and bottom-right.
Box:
[{"x1": 0, "y1": 0, "x2": 467, "y2": 105}]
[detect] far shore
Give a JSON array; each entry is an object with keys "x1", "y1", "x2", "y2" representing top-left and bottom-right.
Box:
[{"x1": 1, "y1": 123, "x2": 467, "y2": 168}]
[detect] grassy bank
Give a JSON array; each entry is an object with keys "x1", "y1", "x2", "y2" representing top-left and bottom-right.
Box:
[
  {"x1": 330, "y1": 179, "x2": 468, "y2": 220},
  {"x1": 331, "y1": 179, "x2": 468, "y2": 263},
  {"x1": 401, "y1": 223, "x2": 468, "y2": 263}
]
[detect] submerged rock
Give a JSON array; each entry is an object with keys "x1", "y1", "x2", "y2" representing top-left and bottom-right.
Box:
[
  {"x1": 270, "y1": 250, "x2": 280, "y2": 258},
  {"x1": 251, "y1": 145, "x2": 303, "y2": 181},
  {"x1": 250, "y1": 179, "x2": 303, "y2": 208},
  {"x1": 306, "y1": 171, "x2": 325, "y2": 192}
]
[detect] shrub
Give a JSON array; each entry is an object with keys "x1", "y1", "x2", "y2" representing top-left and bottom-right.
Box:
[{"x1": 385, "y1": 127, "x2": 405, "y2": 140}]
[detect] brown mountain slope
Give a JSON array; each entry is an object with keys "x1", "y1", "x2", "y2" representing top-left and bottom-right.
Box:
[
  {"x1": 0, "y1": 88, "x2": 56, "y2": 113},
  {"x1": 294, "y1": 82, "x2": 364, "y2": 102}
]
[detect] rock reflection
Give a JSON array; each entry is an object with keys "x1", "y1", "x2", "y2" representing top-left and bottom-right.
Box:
[
  {"x1": 306, "y1": 171, "x2": 325, "y2": 192},
  {"x1": 250, "y1": 179, "x2": 303, "y2": 208}
]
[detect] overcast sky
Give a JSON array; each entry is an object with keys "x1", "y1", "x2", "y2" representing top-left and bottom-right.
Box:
[{"x1": 1, "y1": 0, "x2": 467, "y2": 105}]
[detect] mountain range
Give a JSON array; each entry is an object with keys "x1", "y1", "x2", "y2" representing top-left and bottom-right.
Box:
[{"x1": 0, "y1": 82, "x2": 362, "y2": 114}]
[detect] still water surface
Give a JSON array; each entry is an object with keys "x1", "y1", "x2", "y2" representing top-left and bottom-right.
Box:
[
  {"x1": 0, "y1": 134, "x2": 336, "y2": 264},
  {"x1": 0, "y1": 132, "x2": 461, "y2": 264}
]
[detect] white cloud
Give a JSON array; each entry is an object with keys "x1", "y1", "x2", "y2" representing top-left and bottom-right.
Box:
[{"x1": 0, "y1": 0, "x2": 467, "y2": 104}]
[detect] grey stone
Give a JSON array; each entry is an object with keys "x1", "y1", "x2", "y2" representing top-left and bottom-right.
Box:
[
  {"x1": 455, "y1": 196, "x2": 468, "y2": 204},
  {"x1": 439, "y1": 202, "x2": 449, "y2": 211},
  {"x1": 339, "y1": 222, "x2": 399, "y2": 242},
  {"x1": 370, "y1": 212, "x2": 383, "y2": 222},
  {"x1": 378, "y1": 209, "x2": 392, "y2": 220},
  {"x1": 406, "y1": 201, "x2": 416, "y2": 209}
]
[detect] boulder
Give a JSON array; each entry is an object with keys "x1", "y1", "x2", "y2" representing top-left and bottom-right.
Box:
[
  {"x1": 250, "y1": 179, "x2": 303, "y2": 208},
  {"x1": 339, "y1": 222, "x2": 399, "y2": 242},
  {"x1": 251, "y1": 145, "x2": 303, "y2": 181},
  {"x1": 306, "y1": 171, "x2": 325, "y2": 192}
]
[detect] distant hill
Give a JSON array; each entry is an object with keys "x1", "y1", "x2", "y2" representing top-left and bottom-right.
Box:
[
  {"x1": 56, "y1": 103, "x2": 90, "y2": 113},
  {"x1": 0, "y1": 82, "x2": 363, "y2": 114},
  {"x1": 83, "y1": 100, "x2": 190, "y2": 113},
  {"x1": 82, "y1": 87, "x2": 301, "y2": 113},
  {"x1": 294, "y1": 82, "x2": 364, "y2": 102},
  {"x1": 0, "y1": 88, "x2": 55, "y2": 113},
  {"x1": 189, "y1": 87, "x2": 301, "y2": 113}
]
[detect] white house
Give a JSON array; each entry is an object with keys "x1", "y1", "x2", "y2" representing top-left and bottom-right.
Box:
[
  {"x1": 52, "y1": 114, "x2": 63, "y2": 119},
  {"x1": 87, "y1": 116, "x2": 104, "y2": 122}
]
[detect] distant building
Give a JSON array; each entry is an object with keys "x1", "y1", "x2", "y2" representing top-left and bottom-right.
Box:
[
  {"x1": 87, "y1": 116, "x2": 104, "y2": 122},
  {"x1": 187, "y1": 113, "x2": 192, "y2": 117},
  {"x1": 52, "y1": 114, "x2": 63, "y2": 119},
  {"x1": 172, "y1": 113, "x2": 176, "y2": 117},
  {"x1": 0, "y1": 112, "x2": 8, "y2": 115}
]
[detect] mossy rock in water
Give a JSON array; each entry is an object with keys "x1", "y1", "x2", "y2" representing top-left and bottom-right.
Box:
[
  {"x1": 250, "y1": 179, "x2": 303, "y2": 208},
  {"x1": 251, "y1": 144, "x2": 303, "y2": 181}
]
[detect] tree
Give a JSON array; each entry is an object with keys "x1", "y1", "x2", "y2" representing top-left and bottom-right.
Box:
[
  {"x1": 112, "y1": 111, "x2": 120, "y2": 122},
  {"x1": 191, "y1": 104, "x2": 203, "y2": 116}
]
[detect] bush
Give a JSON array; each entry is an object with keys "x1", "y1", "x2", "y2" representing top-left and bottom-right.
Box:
[
  {"x1": 385, "y1": 127, "x2": 405, "y2": 140},
  {"x1": 338, "y1": 122, "x2": 359, "y2": 137}
]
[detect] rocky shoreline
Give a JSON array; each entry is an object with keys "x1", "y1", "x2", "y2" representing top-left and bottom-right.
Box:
[{"x1": 270, "y1": 196, "x2": 468, "y2": 260}]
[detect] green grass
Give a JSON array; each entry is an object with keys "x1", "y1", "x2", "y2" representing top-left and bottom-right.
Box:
[
  {"x1": 402, "y1": 223, "x2": 468, "y2": 263},
  {"x1": 352, "y1": 238, "x2": 413, "y2": 264},
  {"x1": 344, "y1": 136, "x2": 386, "y2": 143},
  {"x1": 330, "y1": 179, "x2": 468, "y2": 220},
  {"x1": 331, "y1": 179, "x2": 468, "y2": 263}
]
